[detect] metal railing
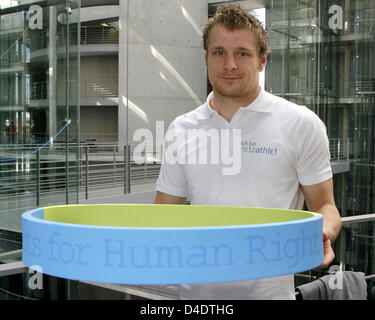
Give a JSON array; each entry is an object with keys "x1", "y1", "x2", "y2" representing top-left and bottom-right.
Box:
[
  {"x1": 0, "y1": 142, "x2": 78, "y2": 211},
  {"x1": 30, "y1": 78, "x2": 117, "y2": 100},
  {"x1": 0, "y1": 142, "x2": 159, "y2": 213},
  {"x1": 78, "y1": 142, "x2": 160, "y2": 200},
  {"x1": 0, "y1": 56, "x2": 23, "y2": 68},
  {"x1": 28, "y1": 25, "x2": 118, "y2": 52},
  {"x1": 80, "y1": 25, "x2": 119, "y2": 45},
  {"x1": 0, "y1": 25, "x2": 118, "y2": 59},
  {"x1": 30, "y1": 81, "x2": 47, "y2": 100},
  {"x1": 0, "y1": 138, "x2": 350, "y2": 207},
  {"x1": 350, "y1": 78, "x2": 375, "y2": 92},
  {"x1": 329, "y1": 138, "x2": 350, "y2": 162},
  {"x1": 79, "y1": 134, "x2": 118, "y2": 143},
  {"x1": 83, "y1": 78, "x2": 118, "y2": 98},
  {"x1": 337, "y1": 213, "x2": 375, "y2": 273},
  {"x1": 3, "y1": 24, "x2": 118, "y2": 55}
]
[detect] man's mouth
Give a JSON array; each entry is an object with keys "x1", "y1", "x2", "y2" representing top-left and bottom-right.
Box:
[{"x1": 220, "y1": 76, "x2": 241, "y2": 80}]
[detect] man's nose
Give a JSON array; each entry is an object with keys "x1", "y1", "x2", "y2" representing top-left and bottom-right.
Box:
[{"x1": 224, "y1": 54, "x2": 237, "y2": 70}]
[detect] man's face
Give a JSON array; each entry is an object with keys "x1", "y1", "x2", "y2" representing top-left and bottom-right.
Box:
[{"x1": 205, "y1": 25, "x2": 267, "y2": 100}]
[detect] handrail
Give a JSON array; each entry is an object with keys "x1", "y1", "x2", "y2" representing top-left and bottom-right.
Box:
[
  {"x1": 0, "y1": 261, "x2": 27, "y2": 277},
  {"x1": 341, "y1": 213, "x2": 375, "y2": 226}
]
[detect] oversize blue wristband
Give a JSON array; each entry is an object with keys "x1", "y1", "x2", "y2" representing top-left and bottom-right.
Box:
[{"x1": 22, "y1": 204, "x2": 323, "y2": 284}]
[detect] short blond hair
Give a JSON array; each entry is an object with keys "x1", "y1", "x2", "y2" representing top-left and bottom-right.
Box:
[{"x1": 203, "y1": 4, "x2": 268, "y2": 56}]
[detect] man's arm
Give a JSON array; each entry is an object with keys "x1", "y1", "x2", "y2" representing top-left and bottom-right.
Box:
[
  {"x1": 154, "y1": 191, "x2": 187, "y2": 204},
  {"x1": 301, "y1": 178, "x2": 342, "y2": 269}
]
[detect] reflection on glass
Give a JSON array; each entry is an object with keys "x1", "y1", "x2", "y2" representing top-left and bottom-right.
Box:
[{"x1": 0, "y1": 0, "x2": 79, "y2": 231}]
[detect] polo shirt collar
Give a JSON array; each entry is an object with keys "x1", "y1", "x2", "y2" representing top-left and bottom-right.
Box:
[
  {"x1": 245, "y1": 87, "x2": 274, "y2": 113},
  {"x1": 196, "y1": 92, "x2": 215, "y2": 120},
  {"x1": 198, "y1": 88, "x2": 274, "y2": 120}
]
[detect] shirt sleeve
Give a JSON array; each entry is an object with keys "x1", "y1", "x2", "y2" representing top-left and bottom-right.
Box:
[
  {"x1": 156, "y1": 123, "x2": 189, "y2": 198},
  {"x1": 296, "y1": 110, "x2": 333, "y2": 186}
]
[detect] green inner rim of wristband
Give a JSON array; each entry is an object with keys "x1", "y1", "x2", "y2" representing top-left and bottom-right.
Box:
[{"x1": 44, "y1": 204, "x2": 317, "y2": 228}]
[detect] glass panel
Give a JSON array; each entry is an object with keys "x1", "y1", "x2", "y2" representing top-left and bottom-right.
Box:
[
  {"x1": 336, "y1": 221, "x2": 375, "y2": 300},
  {"x1": 265, "y1": 0, "x2": 375, "y2": 297},
  {"x1": 0, "y1": 0, "x2": 79, "y2": 232}
]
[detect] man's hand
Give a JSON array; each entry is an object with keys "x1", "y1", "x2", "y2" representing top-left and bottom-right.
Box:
[
  {"x1": 154, "y1": 191, "x2": 187, "y2": 204},
  {"x1": 314, "y1": 231, "x2": 335, "y2": 270},
  {"x1": 301, "y1": 179, "x2": 341, "y2": 271}
]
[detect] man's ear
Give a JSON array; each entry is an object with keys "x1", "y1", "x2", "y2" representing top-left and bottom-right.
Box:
[{"x1": 258, "y1": 50, "x2": 268, "y2": 71}]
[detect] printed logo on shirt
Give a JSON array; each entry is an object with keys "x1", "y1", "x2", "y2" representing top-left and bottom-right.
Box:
[{"x1": 241, "y1": 141, "x2": 278, "y2": 156}]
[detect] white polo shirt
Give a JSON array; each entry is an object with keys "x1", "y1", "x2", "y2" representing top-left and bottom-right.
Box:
[{"x1": 156, "y1": 88, "x2": 332, "y2": 300}]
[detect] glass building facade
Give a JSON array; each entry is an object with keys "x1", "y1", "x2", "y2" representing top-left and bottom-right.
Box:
[{"x1": 264, "y1": 0, "x2": 375, "y2": 295}]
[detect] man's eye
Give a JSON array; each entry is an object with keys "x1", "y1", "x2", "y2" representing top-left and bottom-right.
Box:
[
  {"x1": 238, "y1": 52, "x2": 247, "y2": 57},
  {"x1": 215, "y1": 51, "x2": 224, "y2": 56}
]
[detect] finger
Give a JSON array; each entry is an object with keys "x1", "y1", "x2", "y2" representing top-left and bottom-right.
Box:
[
  {"x1": 322, "y1": 249, "x2": 335, "y2": 269},
  {"x1": 314, "y1": 246, "x2": 335, "y2": 270}
]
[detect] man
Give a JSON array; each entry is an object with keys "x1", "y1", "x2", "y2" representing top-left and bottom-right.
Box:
[{"x1": 155, "y1": 4, "x2": 341, "y2": 299}]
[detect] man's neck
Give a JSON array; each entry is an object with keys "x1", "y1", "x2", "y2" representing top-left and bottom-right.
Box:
[{"x1": 210, "y1": 86, "x2": 261, "y2": 123}]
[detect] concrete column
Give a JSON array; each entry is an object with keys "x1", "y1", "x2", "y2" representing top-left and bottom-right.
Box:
[
  {"x1": 48, "y1": 6, "x2": 57, "y2": 139},
  {"x1": 118, "y1": 0, "x2": 128, "y2": 147},
  {"x1": 118, "y1": 0, "x2": 208, "y2": 148}
]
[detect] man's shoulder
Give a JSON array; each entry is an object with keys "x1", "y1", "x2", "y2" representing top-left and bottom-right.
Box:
[{"x1": 269, "y1": 92, "x2": 322, "y2": 123}]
